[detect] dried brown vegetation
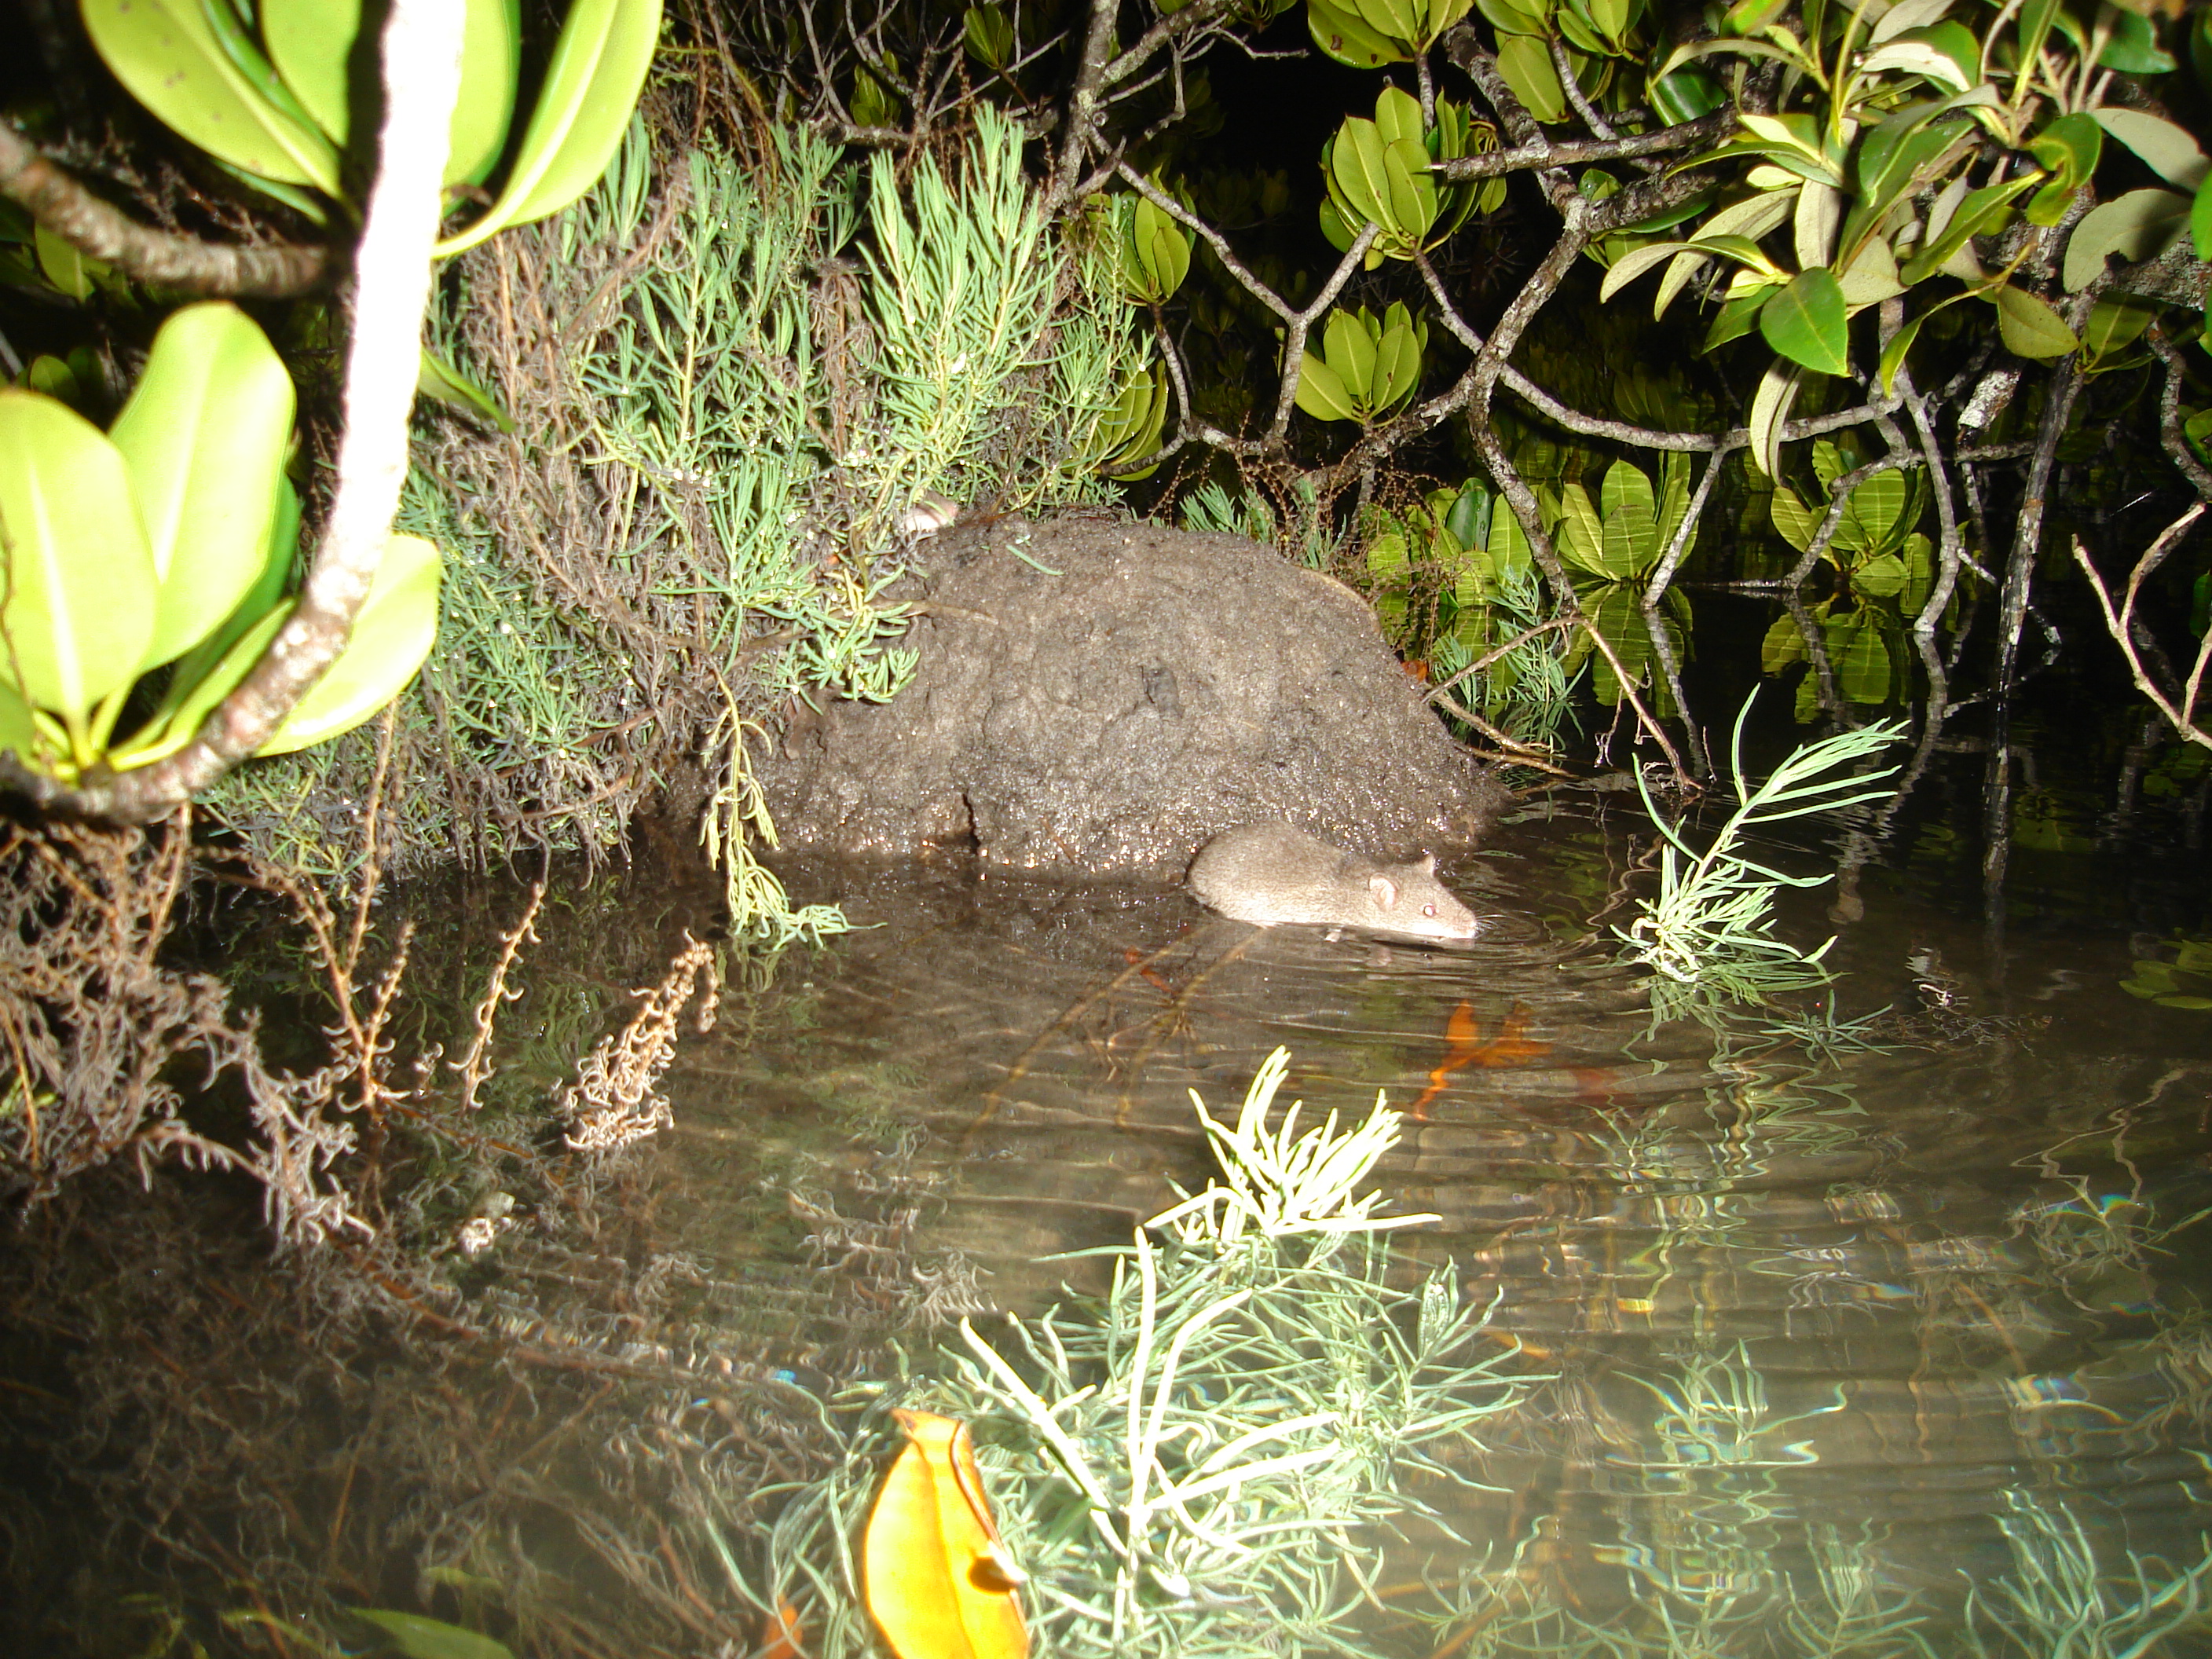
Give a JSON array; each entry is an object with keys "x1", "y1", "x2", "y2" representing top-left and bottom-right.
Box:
[{"x1": 0, "y1": 814, "x2": 366, "y2": 1240}]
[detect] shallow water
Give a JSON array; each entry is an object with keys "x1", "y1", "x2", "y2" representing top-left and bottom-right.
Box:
[
  {"x1": 11, "y1": 739, "x2": 2212, "y2": 1656},
  {"x1": 621, "y1": 767, "x2": 2212, "y2": 1654}
]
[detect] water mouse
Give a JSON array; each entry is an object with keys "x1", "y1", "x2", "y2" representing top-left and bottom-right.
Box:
[{"x1": 1186, "y1": 822, "x2": 1480, "y2": 942}]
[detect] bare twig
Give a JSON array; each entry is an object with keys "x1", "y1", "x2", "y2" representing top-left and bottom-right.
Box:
[
  {"x1": 0, "y1": 120, "x2": 335, "y2": 296},
  {"x1": 2072, "y1": 506, "x2": 2212, "y2": 750},
  {"x1": 451, "y1": 882, "x2": 546, "y2": 1112}
]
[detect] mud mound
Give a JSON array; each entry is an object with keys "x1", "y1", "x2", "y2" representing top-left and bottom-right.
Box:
[{"x1": 754, "y1": 515, "x2": 1500, "y2": 876}]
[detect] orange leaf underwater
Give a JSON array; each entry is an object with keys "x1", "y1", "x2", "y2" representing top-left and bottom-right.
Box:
[
  {"x1": 863, "y1": 1409, "x2": 1029, "y2": 1659},
  {"x1": 1408, "y1": 1002, "x2": 1549, "y2": 1119}
]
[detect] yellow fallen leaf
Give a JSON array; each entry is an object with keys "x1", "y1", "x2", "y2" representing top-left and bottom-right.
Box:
[{"x1": 863, "y1": 1409, "x2": 1029, "y2": 1659}]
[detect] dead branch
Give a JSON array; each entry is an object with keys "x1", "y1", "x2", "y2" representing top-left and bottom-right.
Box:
[{"x1": 0, "y1": 119, "x2": 334, "y2": 297}]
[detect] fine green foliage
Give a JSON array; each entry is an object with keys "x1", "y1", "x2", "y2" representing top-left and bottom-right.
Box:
[
  {"x1": 222, "y1": 106, "x2": 1141, "y2": 918},
  {"x1": 743, "y1": 1049, "x2": 1539, "y2": 1657},
  {"x1": 1964, "y1": 1489, "x2": 2212, "y2": 1658},
  {"x1": 1619, "y1": 697, "x2": 1902, "y2": 998},
  {"x1": 859, "y1": 105, "x2": 1095, "y2": 526}
]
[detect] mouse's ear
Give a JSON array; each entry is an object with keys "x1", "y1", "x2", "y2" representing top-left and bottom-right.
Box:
[
  {"x1": 1420, "y1": 853, "x2": 1437, "y2": 873},
  {"x1": 1371, "y1": 873, "x2": 1399, "y2": 910}
]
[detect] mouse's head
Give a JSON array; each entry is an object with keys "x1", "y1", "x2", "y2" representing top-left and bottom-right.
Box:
[{"x1": 1367, "y1": 855, "x2": 1481, "y2": 941}]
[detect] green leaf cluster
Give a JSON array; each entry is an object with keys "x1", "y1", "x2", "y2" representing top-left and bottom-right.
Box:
[
  {"x1": 2122, "y1": 937, "x2": 2212, "y2": 1010},
  {"x1": 0, "y1": 303, "x2": 438, "y2": 782},
  {"x1": 1545, "y1": 453, "x2": 1691, "y2": 584},
  {"x1": 1310, "y1": 0, "x2": 1478, "y2": 67},
  {"x1": 1590, "y1": 0, "x2": 2212, "y2": 474},
  {"x1": 1084, "y1": 364, "x2": 1173, "y2": 478},
  {"x1": 1320, "y1": 87, "x2": 1501, "y2": 266},
  {"x1": 1766, "y1": 440, "x2": 1932, "y2": 599},
  {"x1": 79, "y1": 0, "x2": 659, "y2": 257},
  {"x1": 1295, "y1": 302, "x2": 1427, "y2": 423},
  {"x1": 1115, "y1": 189, "x2": 1193, "y2": 306},
  {"x1": 1535, "y1": 455, "x2": 1692, "y2": 709}
]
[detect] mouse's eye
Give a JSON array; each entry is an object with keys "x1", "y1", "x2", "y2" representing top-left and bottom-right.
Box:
[{"x1": 1423, "y1": 903, "x2": 1437, "y2": 917}]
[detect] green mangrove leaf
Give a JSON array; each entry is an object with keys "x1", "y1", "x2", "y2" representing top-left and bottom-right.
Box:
[
  {"x1": 350, "y1": 1611, "x2": 513, "y2": 1659},
  {"x1": 1476, "y1": 0, "x2": 1550, "y2": 35},
  {"x1": 1599, "y1": 484, "x2": 1660, "y2": 580},
  {"x1": 1705, "y1": 286, "x2": 1774, "y2": 350},
  {"x1": 2093, "y1": 109, "x2": 2208, "y2": 192},
  {"x1": 1650, "y1": 67, "x2": 1724, "y2": 123},
  {"x1": 1309, "y1": 0, "x2": 1412, "y2": 66},
  {"x1": 1372, "y1": 303, "x2": 1426, "y2": 411},
  {"x1": 1760, "y1": 609, "x2": 1807, "y2": 671},
  {"x1": 1694, "y1": 233, "x2": 1788, "y2": 280},
  {"x1": 148, "y1": 469, "x2": 298, "y2": 738},
  {"x1": 1853, "y1": 551, "x2": 1906, "y2": 599},
  {"x1": 258, "y1": 533, "x2": 442, "y2": 756},
  {"x1": 2196, "y1": 171, "x2": 2212, "y2": 263},
  {"x1": 1374, "y1": 85, "x2": 1423, "y2": 148},
  {"x1": 1900, "y1": 533, "x2": 1936, "y2": 614},
  {"x1": 1553, "y1": 480, "x2": 1607, "y2": 577},
  {"x1": 263, "y1": 0, "x2": 521, "y2": 189},
  {"x1": 1586, "y1": 0, "x2": 1635, "y2": 50},
  {"x1": 1837, "y1": 235, "x2": 1903, "y2": 307},
  {"x1": 1769, "y1": 483, "x2": 1818, "y2": 552},
  {"x1": 1760, "y1": 269, "x2": 1849, "y2": 376},
  {"x1": 1327, "y1": 119, "x2": 1393, "y2": 230},
  {"x1": 1857, "y1": 35, "x2": 1969, "y2": 90},
  {"x1": 1122, "y1": 192, "x2": 1191, "y2": 304},
  {"x1": 20, "y1": 357, "x2": 82, "y2": 406},
  {"x1": 1705, "y1": 187, "x2": 1800, "y2": 245},
  {"x1": 963, "y1": 3, "x2": 1015, "y2": 70},
  {"x1": 1091, "y1": 365, "x2": 1168, "y2": 477},
  {"x1": 1324, "y1": 308, "x2": 1379, "y2": 401},
  {"x1": 1366, "y1": 527, "x2": 1411, "y2": 587},
  {"x1": 850, "y1": 58, "x2": 897, "y2": 128},
  {"x1": 1868, "y1": 0, "x2": 1955, "y2": 46},
  {"x1": 2027, "y1": 112, "x2": 2101, "y2": 225},
  {"x1": 1291, "y1": 351, "x2": 1345, "y2": 422},
  {"x1": 1992, "y1": 284, "x2": 2076, "y2": 360},
  {"x1": 111, "y1": 600, "x2": 289, "y2": 770},
  {"x1": 1586, "y1": 581, "x2": 1654, "y2": 706},
  {"x1": 2082, "y1": 297, "x2": 2157, "y2": 368},
  {"x1": 33, "y1": 224, "x2": 94, "y2": 300},
  {"x1": 437, "y1": 0, "x2": 663, "y2": 257},
  {"x1": 1829, "y1": 610, "x2": 1892, "y2": 704},
  {"x1": 0, "y1": 390, "x2": 157, "y2": 723},
  {"x1": 417, "y1": 346, "x2": 515, "y2": 431},
  {"x1": 81, "y1": 0, "x2": 343, "y2": 196},
  {"x1": 1900, "y1": 172, "x2": 2038, "y2": 285},
  {"x1": 1487, "y1": 504, "x2": 1533, "y2": 580},
  {"x1": 1599, "y1": 240, "x2": 1692, "y2": 303},
  {"x1": 1747, "y1": 359, "x2": 1805, "y2": 478},
  {"x1": 2062, "y1": 189, "x2": 2189, "y2": 292},
  {"x1": 107, "y1": 303, "x2": 295, "y2": 670},
  {"x1": 1794, "y1": 178, "x2": 1840, "y2": 269},
  {"x1": 259, "y1": 0, "x2": 361, "y2": 143},
  {"x1": 1495, "y1": 34, "x2": 1567, "y2": 123},
  {"x1": 2097, "y1": 9, "x2": 2175, "y2": 75},
  {"x1": 1840, "y1": 469, "x2": 1909, "y2": 551}
]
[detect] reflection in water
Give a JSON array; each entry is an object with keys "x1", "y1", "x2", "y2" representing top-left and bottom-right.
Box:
[
  {"x1": 5, "y1": 799, "x2": 2212, "y2": 1654},
  {"x1": 687, "y1": 811, "x2": 2212, "y2": 1653}
]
